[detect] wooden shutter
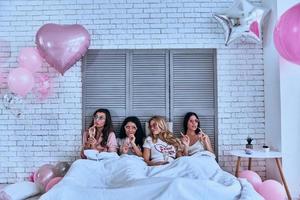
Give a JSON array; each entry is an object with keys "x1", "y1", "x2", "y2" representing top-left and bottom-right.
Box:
[
  {"x1": 130, "y1": 50, "x2": 169, "y2": 119},
  {"x1": 82, "y1": 49, "x2": 128, "y2": 133},
  {"x1": 170, "y1": 49, "x2": 217, "y2": 152},
  {"x1": 82, "y1": 49, "x2": 217, "y2": 152}
]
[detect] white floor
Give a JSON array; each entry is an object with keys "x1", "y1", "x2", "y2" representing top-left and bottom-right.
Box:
[{"x1": 0, "y1": 184, "x2": 41, "y2": 200}]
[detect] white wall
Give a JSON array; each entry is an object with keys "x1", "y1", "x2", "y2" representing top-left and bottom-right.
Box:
[
  {"x1": 278, "y1": 0, "x2": 300, "y2": 198},
  {"x1": 0, "y1": 0, "x2": 266, "y2": 183},
  {"x1": 263, "y1": 0, "x2": 300, "y2": 197},
  {"x1": 262, "y1": 0, "x2": 281, "y2": 183}
]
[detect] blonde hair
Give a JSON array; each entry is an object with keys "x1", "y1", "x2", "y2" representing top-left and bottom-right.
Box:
[{"x1": 148, "y1": 116, "x2": 182, "y2": 152}]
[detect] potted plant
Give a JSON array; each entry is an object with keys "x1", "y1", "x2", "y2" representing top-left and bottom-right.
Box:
[{"x1": 246, "y1": 136, "x2": 253, "y2": 149}]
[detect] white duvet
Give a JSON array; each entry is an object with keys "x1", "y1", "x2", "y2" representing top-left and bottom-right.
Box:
[{"x1": 40, "y1": 152, "x2": 263, "y2": 200}]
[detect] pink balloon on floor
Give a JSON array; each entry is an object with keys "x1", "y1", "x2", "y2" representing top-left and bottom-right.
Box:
[
  {"x1": 274, "y1": 3, "x2": 300, "y2": 65},
  {"x1": 54, "y1": 162, "x2": 70, "y2": 177},
  {"x1": 238, "y1": 170, "x2": 262, "y2": 191},
  {"x1": 18, "y1": 47, "x2": 43, "y2": 73},
  {"x1": 27, "y1": 172, "x2": 35, "y2": 182},
  {"x1": 7, "y1": 67, "x2": 34, "y2": 97},
  {"x1": 258, "y1": 180, "x2": 286, "y2": 200},
  {"x1": 34, "y1": 164, "x2": 57, "y2": 192},
  {"x1": 45, "y1": 177, "x2": 62, "y2": 192}
]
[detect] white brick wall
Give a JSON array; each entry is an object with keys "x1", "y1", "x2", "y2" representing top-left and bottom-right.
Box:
[{"x1": 0, "y1": 0, "x2": 265, "y2": 183}]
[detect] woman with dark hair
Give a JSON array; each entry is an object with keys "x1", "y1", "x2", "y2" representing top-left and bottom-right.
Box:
[
  {"x1": 118, "y1": 116, "x2": 146, "y2": 157},
  {"x1": 80, "y1": 108, "x2": 117, "y2": 158},
  {"x1": 181, "y1": 112, "x2": 214, "y2": 156},
  {"x1": 143, "y1": 116, "x2": 183, "y2": 166}
]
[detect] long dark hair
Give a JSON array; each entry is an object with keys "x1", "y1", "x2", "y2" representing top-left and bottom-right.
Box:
[
  {"x1": 183, "y1": 112, "x2": 201, "y2": 134},
  {"x1": 119, "y1": 116, "x2": 146, "y2": 149},
  {"x1": 89, "y1": 108, "x2": 114, "y2": 147}
]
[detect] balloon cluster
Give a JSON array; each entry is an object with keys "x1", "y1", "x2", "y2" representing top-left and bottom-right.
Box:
[
  {"x1": 239, "y1": 170, "x2": 287, "y2": 200},
  {"x1": 8, "y1": 48, "x2": 40, "y2": 97},
  {"x1": 1, "y1": 48, "x2": 46, "y2": 117},
  {"x1": 1, "y1": 23, "x2": 90, "y2": 116},
  {"x1": 29, "y1": 162, "x2": 70, "y2": 193}
]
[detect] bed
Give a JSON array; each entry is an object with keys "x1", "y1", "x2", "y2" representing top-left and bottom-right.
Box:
[{"x1": 39, "y1": 151, "x2": 263, "y2": 200}]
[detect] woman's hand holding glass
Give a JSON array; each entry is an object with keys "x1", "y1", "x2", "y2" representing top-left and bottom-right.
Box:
[
  {"x1": 86, "y1": 126, "x2": 97, "y2": 149},
  {"x1": 162, "y1": 150, "x2": 168, "y2": 162},
  {"x1": 86, "y1": 137, "x2": 97, "y2": 149}
]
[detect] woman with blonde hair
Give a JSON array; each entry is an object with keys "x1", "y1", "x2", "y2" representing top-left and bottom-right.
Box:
[{"x1": 143, "y1": 116, "x2": 183, "y2": 166}]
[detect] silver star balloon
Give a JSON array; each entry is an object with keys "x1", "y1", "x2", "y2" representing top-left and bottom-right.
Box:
[{"x1": 214, "y1": 0, "x2": 270, "y2": 46}]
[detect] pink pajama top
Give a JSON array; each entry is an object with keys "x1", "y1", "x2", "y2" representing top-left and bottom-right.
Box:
[{"x1": 82, "y1": 131, "x2": 117, "y2": 153}]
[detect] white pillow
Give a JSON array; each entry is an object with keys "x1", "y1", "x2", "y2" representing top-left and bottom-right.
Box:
[
  {"x1": 144, "y1": 122, "x2": 173, "y2": 136},
  {"x1": 0, "y1": 181, "x2": 41, "y2": 200}
]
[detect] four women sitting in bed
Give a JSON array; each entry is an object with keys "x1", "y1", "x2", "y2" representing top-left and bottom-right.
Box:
[{"x1": 81, "y1": 109, "x2": 214, "y2": 164}]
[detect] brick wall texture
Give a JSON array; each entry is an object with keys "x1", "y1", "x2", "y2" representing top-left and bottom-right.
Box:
[{"x1": 0, "y1": 0, "x2": 265, "y2": 183}]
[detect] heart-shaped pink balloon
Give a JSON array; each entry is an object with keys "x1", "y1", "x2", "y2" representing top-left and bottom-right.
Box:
[{"x1": 36, "y1": 23, "x2": 90, "y2": 75}]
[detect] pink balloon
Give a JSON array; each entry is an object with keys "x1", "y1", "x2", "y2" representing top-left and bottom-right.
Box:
[
  {"x1": 250, "y1": 21, "x2": 259, "y2": 38},
  {"x1": 27, "y1": 172, "x2": 35, "y2": 182},
  {"x1": 45, "y1": 177, "x2": 62, "y2": 192},
  {"x1": 238, "y1": 170, "x2": 262, "y2": 191},
  {"x1": 274, "y1": 3, "x2": 300, "y2": 65},
  {"x1": 36, "y1": 23, "x2": 90, "y2": 75},
  {"x1": 33, "y1": 171, "x2": 38, "y2": 182},
  {"x1": 7, "y1": 67, "x2": 34, "y2": 97},
  {"x1": 54, "y1": 162, "x2": 70, "y2": 177},
  {"x1": 34, "y1": 74, "x2": 52, "y2": 101},
  {"x1": 258, "y1": 180, "x2": 286, "y2": 200},
  {"x1": 18, "y1": 47, "x2": 43, "y2": 73},
  {"x1": 34, "y1": 164, "x2": 57, "y2": 192}
]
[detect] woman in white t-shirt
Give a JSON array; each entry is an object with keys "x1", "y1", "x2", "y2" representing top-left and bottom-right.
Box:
[
  {"x1": 180, "y1": 112, "x2": 214, "y2": 156},
  {"x1": 117, "y1": 116, "x2": 146, "y2": 157},
  {"x1": 143, "y1": 116, "x2": 183, "y2": 166}
]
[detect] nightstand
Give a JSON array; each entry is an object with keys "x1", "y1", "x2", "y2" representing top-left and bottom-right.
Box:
[{"x1": 230, "y1": 150, "x2": 291, "y2": 200}]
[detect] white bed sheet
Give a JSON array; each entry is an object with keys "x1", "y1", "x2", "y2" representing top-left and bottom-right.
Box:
[{"x1": 40, "y1": 152, "x2": 263, "y2": 200}]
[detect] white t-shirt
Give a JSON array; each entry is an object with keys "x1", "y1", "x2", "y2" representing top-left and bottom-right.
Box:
[
  {"x1": 143, "y1": 136, "x2": 176, "y2": 163},
  {"x1": 188, "y1": 140, "x2": 205, "y2": 155}
]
